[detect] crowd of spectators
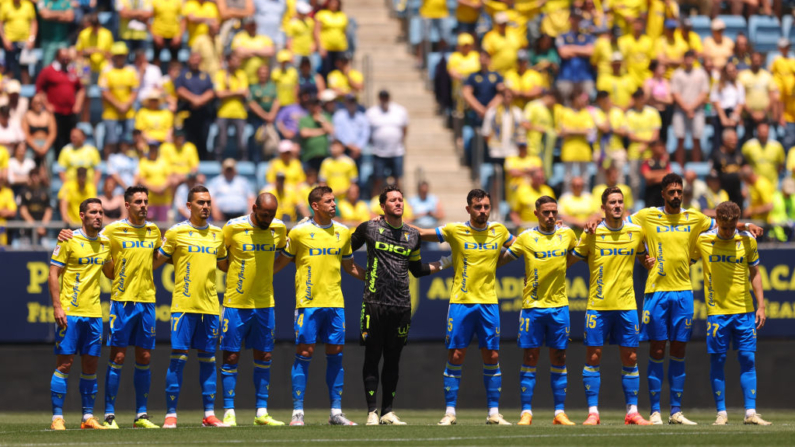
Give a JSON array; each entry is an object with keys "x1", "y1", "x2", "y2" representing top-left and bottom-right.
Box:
[
  {"x1": 419, "y1": 0, "x2": 795, "y2": 240},
  {"x1": 0, "y1": 0, "x2": 450, "y2": 249}
]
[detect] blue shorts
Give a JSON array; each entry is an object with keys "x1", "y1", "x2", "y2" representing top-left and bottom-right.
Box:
[
  {"x1": 108, "y1": 301, "x2": 156, "y2": 349},
  {"x1": 55, "y1": 316, "x2": 103, "y2": 357},
  {"x1": 294, "y1": 307, "x2": 345, "y2": 345},
  {"x1": 706, "y1": 312, "x2": 757, "y2": 354},
  {"x1": 170, "y1": 313, "x2": 220, "y2": 353},
  {"x1": 220, "y1": 307, "x2": 276, "y2": 353},
  {"x1": 517, "y1": 307, "x2": 570, "y2": 350},
  {"x1": 584, "y1": 310, "x2": 639, "y2": 347},
  {"x1": 640, "y1": 291, "x2": 694, "y2": 343},
  {"x1": 445, "y1": 303, "x2": 500, "y2": 350}
]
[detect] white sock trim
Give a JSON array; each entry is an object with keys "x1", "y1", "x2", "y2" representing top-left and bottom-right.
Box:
[
  {"x1": 256, "y1": 408, "x2": 268, "y2": 417},
  {"x1": 745, "y1": 409, "x2": 756, "y2": 417},
  {"x1": 554, "y1": 410, "x2": 564, "y2": 416},
  {"x1": 521, "y1": 410, "x2": 532, "y2": 416},
  {"x1": 330, "y1": 408, "x2": 342, "y2": 416},
  {"x1": 588, "y1": 406, "x2": 599, "y2": 415},
  {"x1": 224, "y1": 409, "x2": 235, "y2": 418},
  {"x1": 488, "y1": 407, "x2": 499, "y2": 417},
  {"x1": 292, "y1": 409, "x2": 304, "y2": 416},
  {"x1": 165, "y1": 413, "x2": 177, "y2": 419},
  {"x1": 627, "y1": 404, "x2": 638, "y2": 414},
  {"x1": 204, "y1": 411, "x2": 215, "y2": 418},
  {"x1": 445, "y1": 406, "x2": 456, "y2": 416}
]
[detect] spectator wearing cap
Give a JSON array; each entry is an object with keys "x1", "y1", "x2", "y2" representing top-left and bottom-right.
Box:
[
  {"x1": 160, "y1": 128, "x2": 199, "y2": 183},
  {"x1": 248, "y1": 65, "x2": 281, "y2": 162},
  {"x1": 320, "y1": 88, "x2": 339, "y2": 115},
  {"x1": 150, "y1": 0, "x2": 184, "y2": 66},
  {"x1": 624, "y1": 87, "x2": 661, "y2": 194},
  {"x1": 709, "y1": 61, "x2": 744, "y2": 150},
  {"x1": 333, "y1": 94, "x2": 369, "y2": 165},
  {"x1": 703, "y1": 18, "x2": 733, "y2": 69},
  {"x1": 709, "y1": 128, "x2": 745, "y2": 208},
  {"x1": 327, "y1": 53, "x2": 364, "y2": 102},
  {"x1": 106, "y1": 139, "x2": 139, "y2": 194},
  {"x1": 76, "y1": 13, "x2": 114, "y2": 76},
  {"x1": 504, "y1": 50, "x2": 547, "y2": 110},
  {"x1": 315, "y1": 0, "x2": 349, "y2": 77},
  {"x1": 555, "y1": 10, "x2": 595, "y2": 104},
  {"x1": 267, "y1": 139, "x2": 306, "y2": 191},
  {"x1": 133, "y1": 49, "x2": 164, "y2": 104},
  {"x1": 0, "y1": 0, "x2": 37, "y2": 84},
  {"x1": 741, "y1": 121, "x2": 784, "y2": 187},
  {"x1": 618, "y1": 17, "x2": 655, "y2": 87},
  {"x1": 671, "y1": 49, "x2": 709, "y2": 166},
  {"x1": 596, "y1": 51, "x2": 636, "y2": 110},
  {"x1": 214, "y1": 52, "x2": 249, "y2": 161},
  {"x1": 182, "y1": 0, "x2": 220, "y2": 48},
  {"x1": 737, "y1": 52, "x2": 777, "y2": 143},
  {"x1": 655, "y1": 19, "x2": 688, "y2": 79},
  {"x1": 298, "y1": 96, "x2": 334, "y2": 173},
  {"x1": 590, "y1": 25, "x2": 617, "y2": 78},
  {"x1": 286, "y1": 2, "x2": 316, "y2": 65},
  {"x1": 481, "y1": 89, "x2": 525, "y2": 169},
  {"x1": 273, "y1": 50, "x2": 300, "y2": 108},
  {"x1": 37, "y1": 0, "x2": 73, "y2": 67},
  {"x1": 135, "y1": 90, "x2": 174, "y2": 143},
  {"x1": 728, "y1": 32, "x2": 751, "y2": 71},
  {"x1": 36, "y1": 47, "x2": 83, "y2": 157},
  {"x1": 99, "y1": 42, "x2": 140, "y2": 154},
  {"x1": 59, "y1": 166, "x2": 96, "y2": 225},
  {"x1": 5, "y1": 79, "x2": 28, "y2": 127},
  {"x1": 135, "y1": 141, "x2": 172, "y2": 221},
  {"x1": 22, "y1": 93, "x2": 57, "y2": 168},
  {"x1": 297, "y1": 56, "x2": 326, "y2": 97},
  {"x1": 117, "y1": 0, "x2": 153, "y2": 55},
  {"x1": 770, "y1": 178, "x2": 795, "y2": 241},
  {"x1": 448, "y1": 33, "x2": 479, "y2": 112},
  {"x1": 232, "y1": 17, "x2": 275, "y2": 85},
  {"x1": 209, "y1": 158, "x2": 255, "y2": 222},
  {"x1": 504, "y1": 138, "x2": 541, "y2": 204},
  {"x1": 741, "y1": 164, "x2": 774, "y2": 222},
  {"x1": 366, "y1": 90, "x2": 408, "y2": 196},
  {"x1": 175, "y1": 52, "x2": 215, "y2": 159},
  {"x1": 771, "y1": 38, "x2": 794, "y2": 84},
  {"x1": 558, "y1": 86, "x2": 595, "y2": 191},
  {"x1": 319, "y1": 139, "x2": 358, "y2": 199},
  {"x1": 482, "y1": 12, "x2": 522, "y2": 75},
  {"x1": 275, "y1": 88, "x2": 311, "y2": 140}
]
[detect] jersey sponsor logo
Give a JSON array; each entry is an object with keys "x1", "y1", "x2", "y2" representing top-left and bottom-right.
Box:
[
  {"x1": 595, "y1": 265, "x2": 605, "y2": 300},
  {"x1": 368, "y1": 258, "x2": 378, "y2": 293},
  {"x1": 183, "y1": 262, "x2": 192, "y2": 297},
  {"x1": 242, "y1": 243, "x2": 276, "y2": 252},
  {"x1": 656, "y1": 242, "x2": 666, "y2": 277},
  {"x1": 534, "y1": 249, "x2": 567, "y2": 259},
  {"x1": 117, "y1": 258, "x2": 128, "y2": 293},
  {"x1": 304, "y1": 266, "x2": 314, "y2": 300},
  {"x1": 122, "y1": 241, "x2": 155, "y2": 249},
  {"x1": 375, "y1": 241, "x2": 411, "y2": 256},
  {"x1": 656, "y1": 225, "x2": 692, "y2": 233},
  {"x1": 308, "y1": 247, "x2": 341, "y2": 256},
  {"x1": 235, "y1": 259, "x2": 247, "y2": 294},
  {"x1": 187, "y1": 245, "x2": 218, "y2": 254},
  {"x1": 78, "y1": 257, "x2": 104, "y2": 265},
  {"x1": 70, "y1": 273, "x2": 82, "y2": 307},
  {"x1": 460, "y1": 257, "x2": 470, "y2": 293},
  {"x1": 599, "y1": 248, "x2": 635, "y2": 256},
  {"x1": 463, "y1": 242, "x2": 499, "y2": 250},
  {"x1": 708, "y1": 255, "x2": 744, "y2": 264}
]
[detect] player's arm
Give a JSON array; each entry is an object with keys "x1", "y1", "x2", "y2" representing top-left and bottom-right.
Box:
[
  {"x1": 217, "y1": 257, "x2": 229, "y2": 272},
  {"x1": 737, "y1": 221, "x2": 763, "y2": 238},
  {"x1": 568, "y1": 233, "x2": 589, "y2": 268},
  {"x1": 48, "y1": 264, "x2": 67, "y2": 329},
  {"x1": 497, "y1": 247, "x2": 518, "y2": 268},
  {"x1": 342, "y1": 257, "x2": 365, "y2": 281},
  {"x1": 102, "y1": 258, "x2": 115, "y2": 279},
  {"x1": 749, "y1": 264, "x2": 765, "y2": 329},
  {"x1": 153, "y1": 249, "x2": 170, "y2": 269},
  {"x1": 350, "y1": 222, "x2": 367, "y2": 251},
  {"x1": 408, "y1": 259, "x2": 444, "y2": 277},
  {"x1": 273, "y1": 250, "x2": 294, "y2": 274}
]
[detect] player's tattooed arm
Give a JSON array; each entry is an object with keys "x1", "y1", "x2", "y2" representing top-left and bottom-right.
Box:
[
  {"x1": 48, "y1": 264, "x2": 67, "y2": 329},
  {"x1": 750, "y1": 264, "x2": 766, "y2": 329},
  {"x1": 738, "y1": 222, "x2": 764, "y2": 238},
  {"x1": 497, "y1": 249, "x2": 516, "y2": 268},
  {"x1": 342, "y1": 258, "x2": 365, "y2": 281}
]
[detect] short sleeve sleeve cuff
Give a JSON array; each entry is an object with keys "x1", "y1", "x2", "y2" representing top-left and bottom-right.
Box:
[
  {"x1": 50, "y1": 259, "x2": 65, "y2": 267},
  {"x1": 572, "y1": 249, "x2": 587, "y2": 259},
  {"x1": 342, "y1": 253, "x2": 354, "y2": 260},
  {"x1": 506, "y1": 247, "x2": 519, "y2": 259},
  {"x1": 435, "y1": 227, "x2": 445, "y2": 243},
  {"x1": 158, "y1": 247, "x2": 172, "y2": 258}
]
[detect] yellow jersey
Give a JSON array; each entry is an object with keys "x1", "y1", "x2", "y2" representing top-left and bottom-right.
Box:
[
  {"x1": 503, "y1": 68, "x2": 547, "y2": 109},
  {"x1": 655, "y1": 35, "x2": 689, "y2": 79},
  {"x1": 58, "y1": 181, "x2": 97, "y2": 224},
  {"x1": 741, "y1": 138, "x2": 785, "y2": 187},
  {"x1": 319, "y1": 155, "x2": 358, "y2": 197},
  {"x1": 159, "y1": 221, "x2": 227, "y2": 314},
  {"x1": 138, "y1": 157, "x2": 172, "y2": 206},
  {"x1": 456, "y1": 0, "x2": 481, "y2": 23},
  {"x1": 134, "y1": 108, "x2": 174, "y2": 143},
  {"x1": 215, "y1": 69, "x2": 249, "y2": 120},
  {"x1": 560, "y1": 192, "x2": 597, "y2": 222},
  {"x1": 266, "y1": 158, "x2": 306, "y2": 190},
  {"x1": 448, "y1": 51, "x2": 481, "y2": 79},
  {"x1": 624, "y1": 105, "x2": 661, "y2": 160},
  {"x1": 338, "y1": 199, "x2": 371, "y2": 224},
  {"x1": 507, "y1": 225, "x2": 577, "y2": 308},
  {"x1": 222, "y1": 215, "x2": 288, "y2": 309},
  {"x1": 261, "y1": 186, "x2": 301, "y2": 224},
  {"x1": 435, "y1": 221, "x2": 514, "y2": 304},
  {"x1": 160, "y1": 141, "x2": 199, "y2": 176},
  {"x1": 0, "y1": 0, "x2": 36, "y2": 42},
  {"x1": 596, "y1": 73, "x2": 637, "y2": 110},
  {"x1": 102, "y1": 219, "x2": 163, "y2": 303},
  {"x1": 627, "y1": 206, "x2": 714, "y2": 294},
  {"x1": 58, "y1": 144, "x2": 101, "y2": 183},
  {"x1": 748, "y1": 177, "x2": 775, "y2": 222},
  {"x1": 559, "y1": 107, "x2": 595, "y2": 162},
  {"x1": 151, "y1": 0, "x2": 182, "y2": 38},
  {"x1": 285, "y1": 17, "x2": 315, "y2": 57},
  {"x1": 283, "y1": 219, "x2": 353, "y2": 308},
  {"x1": 76, "y1": 27, "x2": 114, "y2": 73},
  {"x1": 327, "y1": 69, "x2": 364, "y2": 98},
  {"x1": 419, "y1": 0, "x2": 448, "y2": 18},
  {"x1": 272, "y1": 66, "x2": 299, "y2": 107},
  {"x1": 315, "y1": 10, "x2": 348, "y2": 51},
  {"x1": 182, "y1": 0, "x2": 220, "y2": 47},
  {"x1": 50, "y1": 230, "x2": 112, "y2": 317},
  {"x1": 0, "y1": 145, "x2": 8, "y2": 169},
  {"x1": 645, "y1": 0, "x2": 678, "y2": 41},
  {"x1": 691, "y1": 229, "x2": 759, "y2": 315},
  {"x1": 573, "y1": 221, "x2": 646, "y2": 310},
  {"x1": 231, "y1": 32, "x2": 274, "y2": 84},
  {"x1": 0, "y1": 186, "x2": 16, "y2": 245},
  {"x1": 592, "y1": 36, "x2": 618, "y2": 77},
  {"x1": 511, "y1": 183, "x2": 556, "y2": 223},
  {"x1": 619, "y1": 34, "x2": 655, "y2": 86},
  {"x1": 482, "y1": 30, "x2": 522, "y2": 74},
  {"x1": 117, "y1": 0, "x2": 154, "y2": 40},
  {"x1": 523, "y1": 99, "x2": 554, "y2": 157},
  {"x1": 99, "y1": 66, "x2": 140, "y2": 120}
]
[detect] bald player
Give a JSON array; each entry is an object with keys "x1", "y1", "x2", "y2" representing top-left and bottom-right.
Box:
[{"x1": 217, "y1": 193, "x2": 288, "y2": 426}]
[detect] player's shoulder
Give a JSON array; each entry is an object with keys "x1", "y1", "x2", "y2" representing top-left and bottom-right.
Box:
[
  {"x1": 486, "y1": 221, "x2": 509, "y2": 233},
  {"x1": 224, "y1": 214, "x2": 251, "y2": 228},
  {"x1": 624, "y1": 221, "x2": 644, "y2": 233},
  {"x1": 331, "y1": 220, "x2": 351, "y2": 233},
  {"x1": 270, "y1": 218, "x2": 287, "y2": 230},
  {"x1": 698, "y1": 226, "x2": 719, "y2": 239},
  {"x1": 165, "y1": 220, "x2": 192, "y2": 235},
  {"x1": 738, "y1": 230, "x2": 757, "y2": 242}
]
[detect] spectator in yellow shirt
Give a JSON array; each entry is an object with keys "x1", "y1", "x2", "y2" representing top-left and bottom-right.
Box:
[
  {"x1": 57, "y1": 127, "x2": 101, "y2": 185},
  {"x1": 703, "y1": 18, "x2": 734, "y2": 69},
  {"x1": 674, "y1": 17, "x2": 704, "y2": 58},
  {"x1": 655, "y1": 19, "x2": 688, "y2": 79},
  {"x1": 482, "y1": 12, "x2": 522, "y2": 74},
  {"x1": 591, "y1": 25, "x2": 620, "y2": 78},
  {"x1": 76, "y1": 13, "x2": 114, "y2": 76},
  {"x1": 337, "y1": 182, "x2": 370, "y2": 225},
  {"x1": 510, "y1": 167, "x2": 556, "y2": 228},
  {"x1": 504, "y1": 140, "x2": 542, "y2": 204},
  {"x1": 160, "y1": 128, "x2": 199, "y2": 183},
  {"x1": 455, "y1": 0, "x2": 481, "y2": 35},
  {"x1": 319, "y1": 139, "x2": 358, "y2": 199},
  {"x1": 558, "y1": 87, "x2": 595, "y2": 191},
  {"x1": 618, "y1": 17, "x2": 655, "y2": 86},
  {"x1": 215, "y1": 52, "x2": 249, "y2": 161},
  {"x1": 135, "y1": 90, "x2": 174, "y2": 143},
  {"x1": 135, "y1": 141, "x2": 172, "y2": 221},
  {"x1": 504, "y1": 50, "x2": 547, "y2": 109},
  {"x1": 645, "y1": 0, "x2": 678, "y2": 41},
  {"x1": 558, "y1": 175, "x2": 598, "y2": 231},
  {"x1": 99, "y1": 42, "x2": 139, "y2": 153},
  {"x1": 448, "y1": 33, "x2": 480, "y2": 111},
  {"x1": 327, "y1": 53, "x2": 364, "y2": 101},
  {"x1": 741, "y1": 165, "x2": 774, "y2": 222},
  {"x1": 624, "y1": 88, "x2": 661, "y2": 192},
  {"x1": 522, "y1": 89, "x2": 556, "y2": 172},
  {"x1": 737, "y1": 52, "x2": 777, "y2": 141},
  {"x1": 596, "y1": 51, "x2": 637, "y2": 110},
  {"x1": 592, "y1": 163, "x2": 633, "y2": 216},
  {"x1": 262, "y1": 171, "x2": 306, "y2": 224},
  {"x1": 741, "y1": 122, "x2": 784, "y2": 187},
  {"x1": 286, "y1": 2, "x2": 316, "y2": 61},
  {"x1": 0, "y1": 0, "x2": 37, "y2": 84},
  {"x1": 266, "y1": 140, "x2": 306, "y2": 191},
  {"x1": 117, "y1": 0, "x2": 153, "y2": 55},
  {"x1": 232, "y1": 18, "x2": 275, "y2": 85},
  {"x1": 315, "y1": 0, "x2": 349, "y2": 77},
  {"x1": 182, "y1": 0, "x2": 219, "y2": 47},
  {"x1": 0, "y1": 174, "x2": 16, "y2": 246},
  {"x1": 58, "y1": 167, "x2": 96, "y2": 225},
  {"x1": 273, "y1": 50, "x2": 300, "y2": 107},
  {"x1": 150, "y1": 0, "x2": 183, "y2": 66}
]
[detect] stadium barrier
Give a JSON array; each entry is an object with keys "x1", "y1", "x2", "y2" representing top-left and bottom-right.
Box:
[{"x1": 6, "y1": 247, "x2": 795, "y2": 343}]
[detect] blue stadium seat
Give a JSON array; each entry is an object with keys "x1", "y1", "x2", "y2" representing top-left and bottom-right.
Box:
[
  {"x1": 749, "y1": 15, "x2": 781, "y2": 52},
  {"x1": 717, "y1": 15, "x2": 747, "y2": 41},
  {"x1": 684, "y1": 162, "x2": 711, "y2": 177},
  {"x1": 359, "y1": 152, "x2": 373, "y2": 186},
  {"x1": 94, "y1": 122, "x2": 105, "y2": 149},
  {"x1": 256, "y1": 161, "x2": 270, "y2": 191},
  {"x1": 199, "y1": 161, "x2": 221, "y2": 178},
  {"x1": 690, "y1": 15, "x2": 712, "y2": 42},
  {"x1": 237, "y1": 161, "x2": 257, "y2": 185},
  {"x1": 207, "y1": 123, "x2": 218, "y2": 153},
  {"x1": 20, "y1": 84, "x2": 35, "y2": 98},
  {"x1": 98, "y1": 12, "x2": 112, "y2": 26},
  {"x1": 479, "y1": 163, "x2": 495, "y2": 190}
]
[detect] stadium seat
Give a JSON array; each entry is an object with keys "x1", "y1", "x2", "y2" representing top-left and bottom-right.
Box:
[
  {"x1": 20, "y1": 84, "x2": 35, "y2": 98},
  {"x1": 199, "y1": 161, "x2": 222, "y2": 178},
  {"x1": 684, "y1": 162, "x2": 711, "y2": 177},
  {"x1": 237, "y1": 161, "x2": 257, "y2": 185},
  {"x1": 690, "y1": 15, "x2": 712, "y2": 42},
  {"x1": 717, "y1": 15, "x2": 747, "y2": 41},
  {"x1": 98, "y1": 11, "x2": 112, "y2": 26},
  {"x1": 256, "y1": 162, "x2": 270, "y2": 191},
  {"x1": 94, "y1": 122, "x2": 105, "y2": 150},
  {"x1": 749, "y1": 15, "x2": 782, "y2": 52}
]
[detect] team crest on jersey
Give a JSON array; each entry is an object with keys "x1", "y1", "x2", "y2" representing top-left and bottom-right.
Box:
[
  {"x1": 379, "y1": 228, "x2": 384, "y2": 234},
  {"x1": 629, "y1": 232, "x2": 633, "y2": 240},
  {"x1": 534, "y1": 237, "x2": 539, "y2": 243},
  {"x1": 189, "y1": 231, "x2": 193, "y2": 237},
  {"x1": 245, "y1": 229, "x2": 249, "y2": 235},
  {"x1": 600, "y1": 234, "x2": 605, "y2": 240},
  {"x1": 404, "y1": 232, "x2": 410, "y2": 241},
  {"x1": 148, "y1": 228, "x2": 152, "y2": 235},
  {"x1": 737, "y1": 240, "x2": 742, "y2": 249},
  {"x1": 684, "y1": 212, "x2": 690, "y2": 220},
  {"x1": 465, "y1": 229, "x2": 470, "y2": 235},
  {"x1": 558, "y1": 233, "x2": 563, "y2": 242},
  {"x1": 335, "y1": 231, "x2": 340, "y2": 241},
  {"x1": 123, "y1": 228, "x2": 128, "y2": 233},
  {"x1": 212, "y1": 233, "x2": 216, "y2": 240},
  {"x1": 310, "y1": 233, "x2": 315, "y2": 239},
  {"x1": 491, "y1": 228, "x2": 495, "y2": 235},
  {"x1": 271, "y1": 229, "x2": 275, "y2": 237}
]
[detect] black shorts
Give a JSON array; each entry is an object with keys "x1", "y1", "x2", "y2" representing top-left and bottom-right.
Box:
[{"x1": 360, "y1": 302, "x2": 411, "y2": 348}]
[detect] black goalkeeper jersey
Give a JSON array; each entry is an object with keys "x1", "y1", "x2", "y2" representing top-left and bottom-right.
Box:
[{"x1": 351, "y1": 219, "x2": 430, "y2": 308}]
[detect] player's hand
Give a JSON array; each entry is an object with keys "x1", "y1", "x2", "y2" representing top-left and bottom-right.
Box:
[
  {"x1": 642, "y1": 255, "x2": 656, "y2": 270},
  {"x1": 439, "y1": 255, "x2": 452, "y2": 270},
  {"x1": 756, "y1": 306, "x2": 766, "y2": 329},
  {"x1": 583, "y1": 216, "x2": 602, "y2": 234},
  {"x1": 57, "y1": 229, "x2": 74, "y2": 242},
  {"x1": 296, "y1": 216, "x2": 311, "y2": 225},
  {"x1": 54, "y1": 307, "x2": 67, "y2": 329},
  {"x1": 370, "y1": 215, "x2": 383, "y2": 223},
  {"x1": 746, "y1": 223, "x2": 764, "y2": 238}
]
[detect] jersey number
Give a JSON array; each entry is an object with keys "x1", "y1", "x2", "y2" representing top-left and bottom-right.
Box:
[
  {"x1": 297, "y1": 313, "x2": 304, "y2": 328},
  {"x1": 519, "y1": 317, "x2": 531, "y2": 332},
  {"x1": 587, "y1": 314, "x2": 598, "y2": 329},
  {"x1": 109, "y1": 314, "x2": 117, "y2": 329},
  {"x1": 707, "y1": 321, "x2": 719, "y2": 337},
  {"x1": 172, "y1": 314, "x2": 184, "y2": 331},
  {"x1": 222, "y1": 318, "x2": 229, "y2": 333},
  {"x1": 447, "y1": 318, "x2": 453, "y2": 332},
  {"x1": 642, "y1": 311, "x2": 650, "y2": 325}
]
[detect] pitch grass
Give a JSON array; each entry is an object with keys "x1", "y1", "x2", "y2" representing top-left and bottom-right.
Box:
[{"x1": 1, "y1": 409, "x2": 793, "y2": 446}]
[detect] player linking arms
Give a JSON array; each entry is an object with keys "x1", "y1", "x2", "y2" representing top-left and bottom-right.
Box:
[
  {"x1": 497, "y1": 196, "x2": 577, "y2": 426},
  {"x1": 352, "y1": 186, "x2": 444, "y2": 425},
  {"x1": 48, "y1": 199, "x2": 112, "y2": 430},
  {"x1": 216, "y1": 193, "x2": 287, "y2": 426},
  {"x1": 690, "y1": 201, "x2": 771, "y2": 426},
  {"x1": 417, "y1": 189, "x2": 514, "y2": 426},
  {"x1": 153, "y1": 186, "x2": 229, "y2": 428},
  {"x1": 569, "y1": 187, "x2": 653, "y2": 426},
  {"x1": 273, "y1": 186, "x2": 366, "y2": 426},
  {"x1": 58, "y1": 186, "x2": 164, "y2": 429}
]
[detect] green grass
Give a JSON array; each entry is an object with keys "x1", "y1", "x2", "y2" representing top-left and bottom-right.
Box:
[{"x1": 2, "y1": 409, "x2": 793, "y2": 446}]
